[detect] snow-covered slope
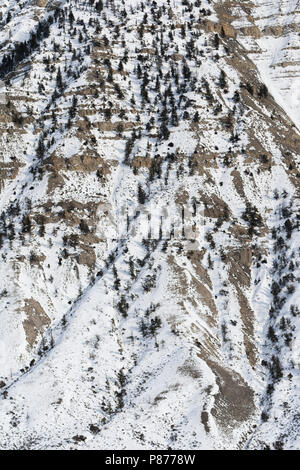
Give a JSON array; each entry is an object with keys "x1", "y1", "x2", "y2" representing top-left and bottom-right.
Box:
[
  {"x1": 213, "y1": 0, "x2": 300, "y2": 128},
  {"x1": 0, "y1": 0, "x2": 299, "y2": 450}
]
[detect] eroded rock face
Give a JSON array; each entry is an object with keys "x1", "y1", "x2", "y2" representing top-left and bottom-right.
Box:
[
  {"x1": 23, "y1": 298, "x2": 50, "y2": 347},
  {"x1": 214, "y1": 0, "x2": 300, "y2": 128},
  {"x1": 208, "y1": 360, "x2": 256, "y2": 426},
  {"x1": 0, "y1": 0, "x2": 298, "y2": 451}
]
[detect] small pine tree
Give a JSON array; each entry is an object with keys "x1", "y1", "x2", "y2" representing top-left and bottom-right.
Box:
[
  {"x1": 219, "y1": 70, "x2": 226, "y2": 89},
  {"x1": 37, "y1": 138, "x2": 45, "y2": 159},
  {"x1": 193, "y1": 111, "x2": 200, "y2": 123},
  {"x1": 138, "y1": 184, "x2": 146, "y2": 204},
  {"x1": 213, "y1": 33, "x2": 219, "y2": 49},
  {"x1": 56, "y1": 67, "x2": 63, "y2": 91}
]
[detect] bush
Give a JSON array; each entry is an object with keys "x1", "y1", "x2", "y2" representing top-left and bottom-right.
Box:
[
  {"x1": 267, "y1": 325, "x2": 277, "y2": 343},
  {"x1": 138, "y1": 184, "x2": 146, "y2": 204},
  {"x1": 270, "y1": 355, "x2": 283, "y2": 381},
  {"x1": 116, "y1": 296, "x2": 129, "y2": 318},
  {"x1": 142, "y1": 274, "x2": 156, "y2": 292}
]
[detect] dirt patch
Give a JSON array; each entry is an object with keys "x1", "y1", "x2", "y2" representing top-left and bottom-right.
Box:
[
  {"x1": 36, "y1": 0, "x2": 49, "y2": 6},
  {"x1": 201, "y1": 193, "x2": 230, "y2": 220},
  {"x1": 226, "y1": 248, "x2": 258, "y2": 368},
  {"x1": 46, "y1": 170, "x2": 65, "y2": 194},
  {"x1": 175, "y1": 189, "x2": 189, "y2": 205},
  {"x1": 132, "y1": 155, "x2": 153, "y2": 169},
  {"x1": 23, "y1": 298, "x2": 50, "y2": 348},
  {"x1": 207, "y1": 359, "x2": 256, "y2": 426},
  {"x1": 231, "y1": 170, "x2": 245, "y2": 198},
  {"x1": 229, "y1": 224, "x2": 250, "y2": 242},
  {"x1": 228, "y1": 247, "x2": 252, "y2": 287},
  {"x1": 239, "y1": 25, "x2": 261, "y2": 38},
  {"x1": 0, "y1": 160, "x2": 24, "y2": 190},
  {"x1": 77, "y1": 245, "x2": 96, "y2": 269},
  {"x1": 167, "y1": 254, "x2": 218, "y2": 332},
  {"x1": 235, "y1": 287, "x2": 258, "y2": 368}
]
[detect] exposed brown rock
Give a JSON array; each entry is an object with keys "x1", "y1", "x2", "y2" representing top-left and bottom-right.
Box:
[
  {"x1": 22, "y1": 298, "x2": 50, "y2": 348},
  {"x1": 207, "y1": 359, "x2": 255, "y2": 425}
]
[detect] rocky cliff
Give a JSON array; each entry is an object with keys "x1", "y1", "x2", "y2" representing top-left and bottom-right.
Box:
[{"x1": 0, "y1": 0, "x2": 299, "y2": 450}]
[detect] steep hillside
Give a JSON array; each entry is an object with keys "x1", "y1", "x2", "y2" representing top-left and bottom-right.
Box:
[
  {"x1": 0, "y1": 0, "x2": 299, "y2": 450},
  {"x1": 212, "y1": 0, "x2": 300, "y2": 128}
]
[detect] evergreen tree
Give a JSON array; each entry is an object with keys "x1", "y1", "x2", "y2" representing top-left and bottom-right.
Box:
[
  {"x1": 56, "y1": 67, "x2": 63, "y2": 91},
  {"x1": 213, "y1": 33, "x2": 219, "y2": 49},
  {"x1": 37, "y1": 138, "x2": 45, "y2": 159},
  {"x1": 219, "y1": 70, "x2": 226, "y2": 89},
  {"x1": 138, "y1": 184, "x2": 146, "y2": 204}
]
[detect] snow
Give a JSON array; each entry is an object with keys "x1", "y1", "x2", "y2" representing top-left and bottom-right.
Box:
[
  {"x1": 235, "y1": 0, "x2": 300, "y2": 129},
  {"x1": 0, "y1": 0, "x2": 298, "y2": 451}
]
